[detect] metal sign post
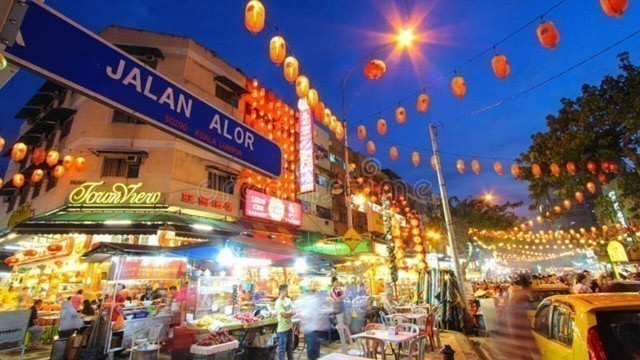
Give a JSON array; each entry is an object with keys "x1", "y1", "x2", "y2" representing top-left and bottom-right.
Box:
[{"x1": 0, "y1": 0, "x2": 282, "y2": 178}]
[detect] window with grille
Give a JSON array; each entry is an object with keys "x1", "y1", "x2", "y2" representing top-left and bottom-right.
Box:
[
  {"x1": 59, "y1": 117, "x2": 74, "y2": 140},
  {"x1": 101, "y1": 157, "x2": 140, "y2": 178},
  {"x1": 112, "y1": 110, "x2": 144, "y2": 124},
  {"x1": 215, "y1": 85, "x2": 239, "y2": 108},
  {"x1": 207, "y1": 170, "x2": 236, "y2": 195}
]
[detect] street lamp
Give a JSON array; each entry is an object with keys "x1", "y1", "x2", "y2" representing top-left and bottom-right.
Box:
[
  {"x1": 340, "y1": 28, "x2": 416, "y2": 230},
  {"x1": 483, "y1": 193, "x2": 494, "y2": 202}
]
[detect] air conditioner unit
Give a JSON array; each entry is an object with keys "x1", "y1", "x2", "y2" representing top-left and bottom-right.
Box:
[{"x1": 126, "y1": 155, "x2": 139, "y2": 163}]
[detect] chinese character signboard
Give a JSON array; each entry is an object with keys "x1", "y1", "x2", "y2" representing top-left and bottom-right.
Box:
[
  {"x1": 298, "y1": 98, "x2": 315, "y2": 193},
  {"x1": 111, "y1": 257, "x2": 187, "y2": 280},
  {"x1": 243, "y1": 188, "x2": 302, "y2": 226}
]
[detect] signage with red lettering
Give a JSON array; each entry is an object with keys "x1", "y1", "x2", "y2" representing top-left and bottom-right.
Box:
[
  {"x1": 243, "y1": 188, "x2": 302, "y2": 226},
  {"x1": 181, "y1": 193, "x2": 234, "y2": 213},
  {"x1": 113, "y1": 257, "x2": 187, "y2": 280},
  {"x1": 298, "y1": 98, "x2": 315, "y2": 194}
]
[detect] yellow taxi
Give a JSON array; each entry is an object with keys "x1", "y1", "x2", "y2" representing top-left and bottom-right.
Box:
[{"x1": 531, "y1": 293, "x2": 640, "y2": 360}]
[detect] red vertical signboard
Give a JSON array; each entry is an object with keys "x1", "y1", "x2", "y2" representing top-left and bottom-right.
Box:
[{"x1": 298, "y1": 98, "x2": 315, "y2": 193}]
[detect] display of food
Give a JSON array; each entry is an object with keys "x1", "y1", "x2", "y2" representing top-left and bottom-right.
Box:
[
  {"x1": 192, "y1": 313, "x2": 241, "y2": 330},
  {"x1": 233, "y1": 312, "x2": 260, "y2": 324},
  {"x1": 256, "y1": 310, "x2": 277, "y2": 321},
  {"x1": 196, "y1": 330, "x2": 235, "y2": 346}
]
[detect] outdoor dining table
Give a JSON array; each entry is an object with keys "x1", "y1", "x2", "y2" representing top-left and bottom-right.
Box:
[
  {"x1": 319, "y1": 353, "x2": 372, "y2": 360},
  {"x1": 351, "y1": 329, "x2": 418, "y2": 360}
]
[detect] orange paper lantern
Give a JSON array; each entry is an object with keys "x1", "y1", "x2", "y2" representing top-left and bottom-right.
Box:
[
  {"x1": 24, "y1": 249, "x2": 37, "y2": 257},
  {"x1": 563, "y1": 199, "x2": 572, "y2": 210},
  {"x1": 456, "y1": 159, "x2": 466, "y2": 173},
  {"x1": 600, "y1": 161, "x2": 610, "y2": 173},
  {"x1": 363, "y1": 59, "x2": 386, "y2": 80},
  {"x1": 600, "y1": 0, "x2": 628, "y2": 17},
  {"x1": 586, "y1": 161, "x2": 597, "y2": 173},
  {"x1": 269, "y1": 36, "x2": 286, "y2": 66},
  {"x1": 357, "y1": 125, "x2": 367, "y2": 140},
  {"x1": 531, "y1": 164, "x2": 542, "y2": 178},
  {"x1": 550, "y1": 163, "x2": 560, "y2": 176},
  {"x1": 377, "y1": 119, "x2": 387, "y2": 135},
  {"x1": 411, "y1": 152, "x2": 420, "y2": 167},
  {"x1": 47, "y1": 243, "x2": 63, "y2": 253},
  {"x1": 74, "y1": 157, "x2": 86, "y2": 171},
  {"x1": 395, "y1": 107, "x2": 406, "y2": 124},
  {"x1": 491, "y1": 54, "x2": 510, "y2": 79},
  {"x1": 537, "y1": 22, "x2": 560, "y2": 49},
  {"x1": 11, "y1": 142, "x2": 27, "y2": 162},
  {"x1": 389, "y1": 147, "x2": 398, "y2": 161},
  {"x1": 575, "y1": 191, "x2": 584, "y2": 203},
  {"x1": 0, "y1": 136, "x2": 4, "y2": 153},
  {"x1": 430, "y1": 156, "x2": 437, "y2": 170},
  {"x1": 471, "y1": 160, "x2": 481, "y2": 174},
  {"x1": 451, "y1": 76, "x2": 467, "y2": 99},
  {"x1": 609, "y1": 163, "x2": 619, "y2": 173},
  {"x1": 5, "y1": 257, "x2": 19, "y2": 266},
  {"x1": 53, "y1": 165, "x2": 65, "y2": 179},
  {"x1": 32, "y1": 147, "x2": 46, "y2": 165},
  {"x1": 493, "y1": 161, "x2": 503, "y2": 175},
  {"x1": 307, "y1": 89, "x2": 319, "y2": 109},
  {"x1": 283, "y1": 56, "x2": 299, "y2": 83},
  {"x1": 295, "y1": 75, "x2": 309, "y2": 98},
  {"x1": 314, "y1": 102, "x2": 326, "y2": 122},
  {"x1": 62, "y1": 155, "x2": 74, "y2": 170},
  {"x1": 366, "y1": 141, "x2": 376, "y2": 155},
  {"x1": 553, "y1": 205, "x2": 562, "y2": 214},
  {"x1": 597, "y1": 173, "x2": 607, "y2": 184},
  {"x1": 511, "y1": 164, "x2": 521, "y2": 179},
  {"x1": 30, "y1": 169, "x2": 44, "y2": 183},
  {"x1": 586, "y1": 181, "x2": 597, "y2": 194},
  {"x1": 12, "y1": 173, "x2": 25, "y2": 188},
  {"x1": 416, "y1": 93, "x2": 430, "y2": 114},
  {"x1": 46, "y1": 150, "x2": 59, "y2": 167},
  {"x1": 245, "y1": 0, "x2": 265, "y2": 34},
  {"x1": 322, "y1": 108, "x2": 332, "y2": 127},
  {"x1": 566, "y1": 162, "x2": 576, "y2": 175}
]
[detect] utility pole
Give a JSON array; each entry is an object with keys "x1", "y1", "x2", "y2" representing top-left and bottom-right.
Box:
[{"x1": 428, "y1": 123, "x2": 467, "y2": 304}]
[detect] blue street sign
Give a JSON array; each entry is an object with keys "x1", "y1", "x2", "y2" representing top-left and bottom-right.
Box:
[{"x1": 2, "y1": 1, "x2": 282, "y2": 178}]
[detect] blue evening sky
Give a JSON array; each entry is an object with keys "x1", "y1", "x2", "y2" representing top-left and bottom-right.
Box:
[{"x1": 1, "y1": 0, "x2": 639, "y2": 217}]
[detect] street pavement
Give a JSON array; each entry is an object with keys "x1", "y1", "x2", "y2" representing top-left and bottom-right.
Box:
[{"x1": 0, "y1": 330, "x2": 485, "y2": 360}]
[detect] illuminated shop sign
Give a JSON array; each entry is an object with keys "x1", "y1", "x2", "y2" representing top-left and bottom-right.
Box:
[
  {"x1": 298, "y1": 98, "x2": 315, "y2": 193},
  {"x1": 243, "y1": 188, "x2": 302, "y2": 226},
  {"x1": 68, "y1": 181, "x2": 162, "y2": 206}
]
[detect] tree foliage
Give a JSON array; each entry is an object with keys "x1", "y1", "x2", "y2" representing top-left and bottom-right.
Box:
[{"x1": 517, "y1": 53, "x2": 640, "y2": 219}]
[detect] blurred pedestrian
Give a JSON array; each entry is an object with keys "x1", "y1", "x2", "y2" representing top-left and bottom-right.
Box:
[
  {"x1": 296, "y1": 288, "x2": 331, "y2": 360},
  {"x1": 572, "y1": 274, "x2": 593, "y2": 294}
]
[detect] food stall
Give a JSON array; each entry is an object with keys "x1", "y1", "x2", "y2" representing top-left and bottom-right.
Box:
[{"x1": 81, "y1": 243, "x2": 186, "y2": 356}]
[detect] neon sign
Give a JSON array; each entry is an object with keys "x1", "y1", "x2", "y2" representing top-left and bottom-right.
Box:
[
  {"x1": 298, "y1": 98, "x2": 315, "y2": 193},
  {"x1": 243, "y1": 188, "x2": 302, "y2": 226},
  {"x1": 68, "y1": 181, "x2": 162, "y2": 206}
]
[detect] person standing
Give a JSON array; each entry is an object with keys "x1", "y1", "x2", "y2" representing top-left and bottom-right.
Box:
[
  {"x1": 330, "y1": 277, "x2": 346, "y2": 325},
  {"x1": 27, "y1": 299, "x2": 45, "y2": 347},
  {"x1": 276, "y1": 284, "x2": 294, "y2": 360},
  {"x1": 58, "y1": 301, "x2": 84, "y2": 339},
  {"x1": 296, "y1": 289, "x2": 331, "y2": 360},
  {"x1": 572, "y1": 274, "x2": 593, "y2": 294},
  {"x1": 140, "y1": 285, "x2": 154, "y2": 301},
  {"x1": 70, "y1": 289, "x2": 84, "y2": 311}
]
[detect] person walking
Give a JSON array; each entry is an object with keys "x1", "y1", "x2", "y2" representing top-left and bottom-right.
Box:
[
  {"x1": 330, "y1": 277, "x2": 346, "y2": 325},
  {"x1": 296, "y1": 288, "x2": 331, "y2": 360},
  {"x1": 276, "y1": 284, "x2": 294, "y2": 360}
]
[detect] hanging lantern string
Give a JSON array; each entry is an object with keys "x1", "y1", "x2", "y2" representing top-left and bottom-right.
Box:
[
  {"x1": 349, "y1": 0, "x2": 570, "y2": 129},
  {"x1": 440, "y1": 28, "x2": 640, "y2": 127}
]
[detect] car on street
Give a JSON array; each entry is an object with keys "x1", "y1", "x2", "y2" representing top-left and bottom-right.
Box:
[{"x1": 531, "y1": 293, "x2": 640, "y2": 360}]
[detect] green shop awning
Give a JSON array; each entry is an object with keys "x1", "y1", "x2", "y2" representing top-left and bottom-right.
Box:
[
  {"x1": 296, "y1": 231, "x2": 372, "y2": 256},
  {"x1": 9, "y1": 207, "x2": 241, "y2": 236}
]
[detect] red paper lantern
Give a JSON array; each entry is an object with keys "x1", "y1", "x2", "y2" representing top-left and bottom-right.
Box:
[
  {"x1": 12, "y1": 173, "x2": 25, "y2": 188},
  {"x1": 32, "y1": 147, "x2": 46, "y2": 165},
  {"x1": 471, "y1": 159, "x2": 481, "y2": 174},
  {"x1": 24, "y1": 249, "x2": 37, "y2": 257},
  {"x1": 74, "y1": 157, "x2": 86, "y2": 171},
  {"x1": 600, "y1": 0, "x2": 628, "y2": 17},
  {"x1": 314, "y1": 102, "x2": 325, "y2": 123},
  {"x1": 491, "y1": 54, "x2": 510, "y2": 79},
  {"x1": 47, "y1": 243, "x2": 63, "y2": 253},
  {"x1": 456, "y1": 159, "x2": 466, "y2": 173},
  {"x1": 550, "y1": 163, "x2": 560, "y2": 176},
  {"x1": 597, "y1": 173, "x2": 607, "y2": 184},
  {"x1": 575, "y1": 191, "x2": 584, "y2": 203},
  {"x1": 377, "y1": 119, "x2": 387, "y2": 135},
  {"x1": 493, "y1": 161, "x2": 503, "y2": 175},
  {"x1": 53, "y1": 165, "x2": 65, "y2": 179},
  {"x1": 586, "y1": 182, "x2": 597, "y2": 194},
  {"x1": 600, "y1": 161, "x2": 610, "y2": 173},
  {"x1": 566, "y1": 162, "x2": 576, "y2": 175},
  {"x1": 363, "y1": 59, "x2": 386, "y2": 80},
  {"x1": 395, "y1": 107, "x2": 406, "y2": 124},
  {"x1": 11, "y1": 143, "x2": 27, "y2": 162},
  {"x1": 531, "y1": 164, "x2": 542, "y2": 178},
  {"x1": 586, "y1": 161, "x2": 597, "y2": 173},
  {"x1": 5, "y1": 257, "x2": 19, "y2": 266},
  {"x1": 357, "y1": 125, "x2": 367, "y2": 140},
  {"x1": 54, "y1": 260, "x2": 63, "y2": 268},
  {"x1": 537, "y1": 22, "x2": 560, "y2": 49},
  {"x1": 451, "y1": 76, "x2": 467, "y2": 99},
  {"x1": 609, "y1": 162, "x2": 619, "y2": 173},
  {"x1": 511, "y1": 164, "x2": 521, "y2": 179},
  {"x1": 416, "y1": 93, "x2": 430, "y2": 114}
]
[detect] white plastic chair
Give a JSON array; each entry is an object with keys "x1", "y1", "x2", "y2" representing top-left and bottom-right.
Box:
[
  {"x1": 129, "y1": 323, "x2": 163, "y2": 360},
  {"x1": 336, "y1": 324, "x2": 364, "y2": 357}
]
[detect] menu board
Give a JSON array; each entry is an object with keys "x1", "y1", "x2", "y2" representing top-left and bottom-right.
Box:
[
  {"x1": 110, "y1": 257, "x2": 187, "y2": 280},
  {"x1": 0, "y1": 310, "x2": 30, "y2": 351}
]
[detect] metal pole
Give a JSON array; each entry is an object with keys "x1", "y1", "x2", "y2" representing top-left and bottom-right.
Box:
[{"x1": 428, "y1": 123, "x2": 467, "y2": 304}]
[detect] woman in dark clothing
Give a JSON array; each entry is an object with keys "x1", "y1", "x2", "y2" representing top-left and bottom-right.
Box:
[{"x1": 81, "y1": 299, "x2": 95, "y2": 316}]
